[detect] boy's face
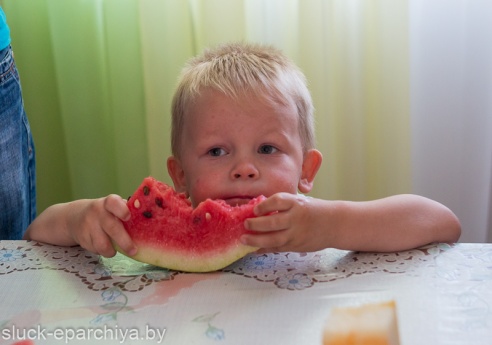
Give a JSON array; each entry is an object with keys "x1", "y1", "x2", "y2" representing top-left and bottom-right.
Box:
[{"x1": 167, "y1": 88, "x2": 322, "y2": 206}]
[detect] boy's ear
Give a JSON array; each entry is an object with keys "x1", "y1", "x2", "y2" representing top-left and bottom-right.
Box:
[
  {"x1": 167, "y1": 156, "x2": 187, "y2": 194},
  {"x1": 298, "y1": 149, "x2": 323, "y2": 193}
]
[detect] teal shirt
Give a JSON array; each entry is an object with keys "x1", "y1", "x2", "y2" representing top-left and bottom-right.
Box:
[{"x1": 0, "y1": 7, "x2": 11, "y2": 50}]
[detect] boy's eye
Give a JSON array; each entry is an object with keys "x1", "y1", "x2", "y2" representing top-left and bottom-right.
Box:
[
  {"x1": 208, "y1": 147, "x2": 227, "y2": 157},
  {"x1": 258, "y1": 145, "x2": 278, "y2": 154}
]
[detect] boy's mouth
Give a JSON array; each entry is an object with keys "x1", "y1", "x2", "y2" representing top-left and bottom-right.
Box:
[{"x1": 223, "y1": 196, "x2": 254, "y2": 206}]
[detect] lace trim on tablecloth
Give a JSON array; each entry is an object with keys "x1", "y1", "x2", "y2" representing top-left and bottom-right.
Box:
[
  {"x1": 0, "y1": 242, "x2": 177, "y2": 291},
  {"x1": 223, "y1": 246, "x2": 439, "y2": 290},
  {"x1": 2, "y1": 241, "x2": 488, "y2": 292}
]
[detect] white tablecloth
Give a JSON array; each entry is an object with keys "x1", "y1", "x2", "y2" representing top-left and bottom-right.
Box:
[{"x1": 1, "y1": 241, "x2": 491, "y2": 344}]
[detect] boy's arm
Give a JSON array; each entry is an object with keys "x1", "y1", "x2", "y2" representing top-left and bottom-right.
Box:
[
  {"x1": 242, "y1": 193, "x2": 461, "y2": 253},
  {"x1": 322, "y1": 194, "x2": 461, "y2": 252},
  {"x1": 23, "y1": 195, "x2": 137, "y2": 258}
]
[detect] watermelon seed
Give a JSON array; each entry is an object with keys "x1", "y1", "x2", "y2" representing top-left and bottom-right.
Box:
[
  {"x1": 143, "y1": 211, "x2": 152, "y2": 218},
  {"x1": 143, "y1": 186, "x2": 150, "y2": 196},
  {"x1": 206, "y1": 212, "x2": 212, "y2": 221},
  {"x1": 155, "y1": 197, "x2": 164, "y2": 208},
  {"x1": 134, "y1": 199, "x2": 141, "y2": 209}
]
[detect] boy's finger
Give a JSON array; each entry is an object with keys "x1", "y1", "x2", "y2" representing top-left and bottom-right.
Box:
[
  {"x1": 97, "y1": 205, "x2": 137, "y2": 257},
  {"x1": 240, "y1": 231, "x2": 289, "y2": 250},
  {"x1": 253, "y1": 193, "x2": 284, "y2": 215},
  {"x1": 112, "y1": 237, "x2": 138, "y2": 257},
  {"x1": 254, "y1": 192, "x2": 301, "y2": 217},
  {"x1": 89, "y1": 231, "x2": 117, "y2": 258},
  {"x1": 104, "y1": 194, "x2": 131, "y2": 221},
  {"x1": 245, "y1": 211, "x2": 289, "y2": 232},
  {"x1": 104, "y1": 221, "x2": 137, "y2": 257}
]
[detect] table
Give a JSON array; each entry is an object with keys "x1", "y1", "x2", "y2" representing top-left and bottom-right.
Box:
[{"x1": 1, "y1": 241, "x2": 491, "y2": 344}]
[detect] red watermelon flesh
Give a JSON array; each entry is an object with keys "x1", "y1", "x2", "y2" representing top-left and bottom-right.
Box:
[{"x1": 118, "y1": 177, "x2": 263, "y2": 272}]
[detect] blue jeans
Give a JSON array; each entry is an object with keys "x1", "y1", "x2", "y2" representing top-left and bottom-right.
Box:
[{"x1": 0, "y1": 45, "x2": 36, "y2": 239}]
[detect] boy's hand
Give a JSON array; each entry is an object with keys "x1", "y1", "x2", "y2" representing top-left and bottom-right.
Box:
[
  {"x1": 24, "y1": 195, "x2": 137, "y2": 258},
  {"x1": 241, "y1": 193, "x2": 330, "y2": 253},
  {"x1": 241, "y1": 193, "x2": 461, "y2": 253},
  {"x1": 66, "y1": 195, "x2": 136, "y2": 258}
]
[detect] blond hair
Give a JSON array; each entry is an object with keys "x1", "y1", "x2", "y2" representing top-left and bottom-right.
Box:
[{"x1": 171, "y1": 42, "x2": 315, "y2": 157}]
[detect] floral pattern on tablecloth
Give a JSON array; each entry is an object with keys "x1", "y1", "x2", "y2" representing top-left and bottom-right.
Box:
[
  {"x1": 0, "y1": 241, "x2": 176, "y2": 292},
  {"x1": 223, "y1": 245, "x2": 442, "y2": 289},
  {"x1": 2, "y1": 241, "x2": 489, "y2": 293}
]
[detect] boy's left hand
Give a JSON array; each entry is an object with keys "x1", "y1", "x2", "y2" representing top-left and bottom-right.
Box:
[{"x1": 241, "y1": 193, "x2": 329, "y2": 253}]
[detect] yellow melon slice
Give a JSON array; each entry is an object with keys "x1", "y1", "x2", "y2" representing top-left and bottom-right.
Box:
[{"x1": 323, "y1": 300, "x2": 400, "y2": 345}]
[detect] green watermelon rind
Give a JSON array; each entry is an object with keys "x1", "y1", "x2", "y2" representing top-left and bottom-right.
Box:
[{"x1": 117, "y1": 242, "x2": 258, "y2": 273}]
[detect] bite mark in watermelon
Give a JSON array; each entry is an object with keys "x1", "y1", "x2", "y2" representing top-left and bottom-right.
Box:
[{"x1": 118, "y1": 177, "x2": 263, "y2": 272}]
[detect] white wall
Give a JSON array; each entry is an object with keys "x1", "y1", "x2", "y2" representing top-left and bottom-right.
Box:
[{"x1": 410, "y1": 0, "x2": 492, "y2": 242}]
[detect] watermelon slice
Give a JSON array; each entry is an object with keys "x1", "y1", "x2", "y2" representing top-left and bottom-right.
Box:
[{"x1": 118, "y1": 177, "x2": 263, "y2": 272}]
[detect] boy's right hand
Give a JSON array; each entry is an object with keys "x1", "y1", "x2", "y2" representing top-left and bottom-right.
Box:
[
  {"x1": 66, "y1": 195, "x2": 137, "y2": 258},
  {"x1": 24, "y1": 195, "x2": 137, "y2": 258}
]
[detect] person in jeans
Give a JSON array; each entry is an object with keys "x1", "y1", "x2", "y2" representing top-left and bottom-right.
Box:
[{"x1": 0, "y1": 7, "x2": 36, "y2": 239}]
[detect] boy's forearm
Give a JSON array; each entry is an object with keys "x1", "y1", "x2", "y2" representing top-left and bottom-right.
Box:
[
  {"x1": 23, "y1": 202, "x2": 78, "y2": 246},
  {"x1": 322, "y1": 195, "x2": 461, "y2": 252}
]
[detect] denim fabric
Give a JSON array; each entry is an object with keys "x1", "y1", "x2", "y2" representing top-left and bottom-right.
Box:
[{"x1": 0, "y1": 45, "x2": 36, "y2": 239}]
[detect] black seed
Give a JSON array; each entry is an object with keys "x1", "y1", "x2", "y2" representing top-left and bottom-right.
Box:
[
  {"x1": 143, "y1": 211, "x2": 152, "y2": 218},
  {"x1": 143, "y1": 186, "x2": 150, "y2": 196},
  {"x1": 155, "y1": 197, "x2": 164, "y2": 208},
  {"x1": 127, "y1": 195, "x2": 131, "y2": 201},
  {"x1": 193, "y1": 216, "x2": 201, "y2": 224}
]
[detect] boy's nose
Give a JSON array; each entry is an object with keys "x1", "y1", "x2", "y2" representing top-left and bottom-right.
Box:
[
  {"x1": 233, "y1": 172, "x2": 257, "y2": 179},
  {"x1": 231, "y1": 160, "x2": 259, "y2": 180}
]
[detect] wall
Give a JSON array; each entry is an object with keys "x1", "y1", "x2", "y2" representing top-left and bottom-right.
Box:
[{"x1": 410, "y1": 0, "x2": 492, "y2": 242}]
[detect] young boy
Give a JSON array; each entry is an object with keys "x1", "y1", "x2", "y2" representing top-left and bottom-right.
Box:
[{"x1": 24, "y1": 42, "x2": 461, "y2": 257}]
